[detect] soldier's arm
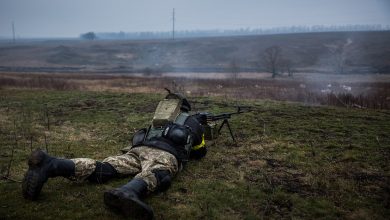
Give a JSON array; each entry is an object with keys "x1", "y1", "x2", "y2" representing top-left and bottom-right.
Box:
[
  {"x1": 186, "y1": 116, "x2": 207, "y2": 159},
  {"x1": 190, "y1": 134, "x2": 207, "y2": 159}
]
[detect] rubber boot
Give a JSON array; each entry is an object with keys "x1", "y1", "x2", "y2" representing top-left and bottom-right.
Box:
[
  {"x1": 22, "y1": 149, "x2": 75, "y2": 200},
  {"x1": 104, "y1": 178, "x2": 154, "y2": 220}
]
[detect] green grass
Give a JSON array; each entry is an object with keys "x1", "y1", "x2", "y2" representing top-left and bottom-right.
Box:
[{"x1": 0, "y1": 89, "x2": 389, "y2": 219}]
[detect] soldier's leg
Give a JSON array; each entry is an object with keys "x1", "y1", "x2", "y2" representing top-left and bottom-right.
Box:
[
  {"x1": 72, "y1": 152, "x2": 141, "y2": 183},
  {"x1": 101, "y1": 152, "x2": 141, "y2": 176},
  {"x1": 134, "y1": 146, "x2": 179, "y2": 192},
  {"x1": 70, "y1": 159, "x2": 117, "y2": 183},
  {"x1": 103, "y1": 146, "x2": 179, "y2": 219},
  {"x1": 22, "y1": 149, "x2": 137, "y2": 200},
  {"x1": 22, "y1": 149, "x2": 75, "y2": 200}
]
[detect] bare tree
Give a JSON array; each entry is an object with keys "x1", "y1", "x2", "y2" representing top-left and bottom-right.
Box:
[
  {"x1": 263, "y1": 46, "x2": 282, "y2": 78},
  {"x1": 228, "y1": 59, "x2": 240, "y2": 81},
  {"x1": 280, "y1": 58, "x2": 295, "y2": 77}
]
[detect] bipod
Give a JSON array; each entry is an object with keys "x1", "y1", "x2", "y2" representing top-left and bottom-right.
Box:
[{"x1": 217, "y1": 119, "x2": 238, "y2": 147}]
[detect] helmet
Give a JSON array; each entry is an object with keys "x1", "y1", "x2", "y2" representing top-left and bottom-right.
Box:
[{"x1": 165, "y1": 92, "x2": 191, "y2": 112}]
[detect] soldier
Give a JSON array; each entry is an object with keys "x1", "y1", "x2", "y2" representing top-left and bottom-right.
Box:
[{"x1": 22, "y1": 92, "x2": 207, "y2": 219}]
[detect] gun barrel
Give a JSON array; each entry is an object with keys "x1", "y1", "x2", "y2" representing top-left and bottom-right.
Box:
[{"x1": 196, "y1": 106, "x2": 251, "y2": 123}]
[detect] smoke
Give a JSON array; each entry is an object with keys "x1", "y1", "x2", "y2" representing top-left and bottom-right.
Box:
[{"x1": 303, "y1": 31, "x2": 388, "y2": 97}]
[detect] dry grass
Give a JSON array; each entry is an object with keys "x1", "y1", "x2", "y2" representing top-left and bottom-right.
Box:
[{"x1": 1, "y1": 72, "x2": 389, "y2": 109}]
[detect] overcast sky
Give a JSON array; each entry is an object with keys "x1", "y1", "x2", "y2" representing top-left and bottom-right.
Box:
[{"x1": 0, "y1": 0, "x2": 389, "y2": 38}]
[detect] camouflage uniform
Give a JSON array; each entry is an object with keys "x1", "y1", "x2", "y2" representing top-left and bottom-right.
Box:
[
  {"x1": 22, "y1": 94, "x2": 207, "y2": 219},
  {"x1": 70, "y1": 146, "x2": 178, "y2": 192}
]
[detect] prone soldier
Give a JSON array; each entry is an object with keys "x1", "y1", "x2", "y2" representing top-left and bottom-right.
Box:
[{"x1": 22, "y1": 92, "x2": 207, "y2": 219}]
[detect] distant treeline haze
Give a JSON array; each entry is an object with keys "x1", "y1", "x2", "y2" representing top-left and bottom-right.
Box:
[{"x1": 88, "y1": 24, "x2": 390, "y2": 40}]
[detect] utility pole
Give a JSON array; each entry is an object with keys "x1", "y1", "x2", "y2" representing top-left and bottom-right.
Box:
[
  {"x1": 172, "y1": 8, "x2": 175, "y2": 40},
  {"x1": 12, "y1": 22, "x2": 16, "y2": 44}
]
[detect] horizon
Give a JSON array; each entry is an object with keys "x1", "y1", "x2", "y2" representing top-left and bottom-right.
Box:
[{"x1": 1, "y1": 24, "x2": 389, "y2": 40}]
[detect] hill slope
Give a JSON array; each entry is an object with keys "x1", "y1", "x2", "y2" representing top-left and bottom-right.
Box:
[
  {"x1": 0, "y1": 89, "x2": 389, "y2": 219},
  {"x1": 0, "y1": 31, "x2": 389, "y2": 74}
]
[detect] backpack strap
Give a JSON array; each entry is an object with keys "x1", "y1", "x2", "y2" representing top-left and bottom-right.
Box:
[{"x1": 174, "y1": 112, "x2": 189, "y2": 126}]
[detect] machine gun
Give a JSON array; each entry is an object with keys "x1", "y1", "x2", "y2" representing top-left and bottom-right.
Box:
[{"x1": 195, "y1": 106, "x2": 251, "y2": 145}]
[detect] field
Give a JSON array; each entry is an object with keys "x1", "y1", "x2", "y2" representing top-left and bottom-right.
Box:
[
  {"x1": 1, "y1": 72, "x2": 390, "y2": 109},
  {"x1": 1, "y1": 31, "x2": 390, "y2": 74},
  {"x1": 0, "y1": 87, "x2": 389, "y2": 219},
  {"x1": 1, "y1": 31, "x2": 390, "y2": 219}
]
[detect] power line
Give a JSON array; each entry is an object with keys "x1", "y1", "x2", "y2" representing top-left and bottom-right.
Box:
[
  {"x1": 172, "y1": 8, "x2": 175, "y2": 40},
  {"x1": 12, "y1": 22, "x2": 16, "y2": 43}
]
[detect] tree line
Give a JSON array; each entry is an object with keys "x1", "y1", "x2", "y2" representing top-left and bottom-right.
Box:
[{"x1": 80, "y1": 24, "x2": 390, "y2": 40}]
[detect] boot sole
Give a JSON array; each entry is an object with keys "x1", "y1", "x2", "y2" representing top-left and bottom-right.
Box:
[
  {"x1": 104, "y1": 189, "x2": 154, "y2": 220},
  {"x1": 22, "y1": 150, "x2": 47, "y2": 200}
]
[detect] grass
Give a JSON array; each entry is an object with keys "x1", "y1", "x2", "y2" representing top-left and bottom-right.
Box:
[
  {"x1": 1, "y1": 72, "x2": 390, "y2": 109},
  {"x1": 0, "y1": 88, "x2": 389, "y2": 219}
]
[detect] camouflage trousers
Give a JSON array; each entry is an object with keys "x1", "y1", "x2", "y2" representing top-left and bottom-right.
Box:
[{"x1": 70, "y1": 146, "x2": 179, "y2": 192}]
